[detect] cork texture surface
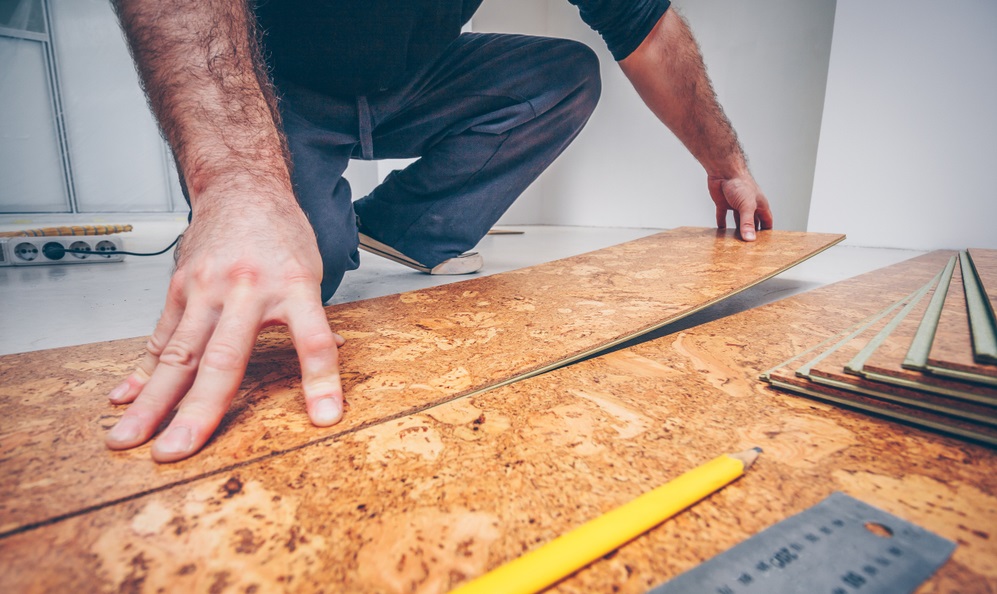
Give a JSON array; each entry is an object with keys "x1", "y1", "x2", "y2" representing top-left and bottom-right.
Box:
[
  {"x1": 0, "y1": 228, "x2": 842, "y2": 536},
  {"x1": 2, "y1": 251, "x2": 995, "y2": 593}
]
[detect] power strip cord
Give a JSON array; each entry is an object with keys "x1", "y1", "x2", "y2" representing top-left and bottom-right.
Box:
[{"x1": 44, "y1": 234, "x2": 182, "y2": 259}]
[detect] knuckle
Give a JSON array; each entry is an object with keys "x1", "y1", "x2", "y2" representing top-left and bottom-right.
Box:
[
  {"x1": 158, "y1": 341, "x2": 199, "y2": 369},
  {"x1": 299, "y1": 330, "x2": 340, "y2": 355},
  {"x1": 226, "y1": 264, "x2": 260, "y2": 286},
  {"x1": 285, "y1": 264, "x2": 321, "y2": 286},
  {"x1": 145, "y1": 335, "x2": 167, "y2": 357},
  {"x1": 165, "y1": 280, "x2": 186, "y2": 306},
  {"x1": 201, "y1": 341, "x2": 246, "y2": 372},
  {"x1": 177, "y1": 399, "x2": 221, "y2": 421}
]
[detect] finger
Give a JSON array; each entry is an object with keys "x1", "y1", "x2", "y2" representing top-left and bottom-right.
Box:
[
  {"x1": 715, "y1": 204, "x2": 727, "y2": 229},
  {"x1": 108, "y1": 285, "x2": 186, "y2": 404},
  {"x1": 151, "y1": 288, "x2": 263, "y2": 463},
  {"x1": 728, "y1": 203, "x2": 754, "y2": 241},
  {"x1": 757, "y1": 198, "x2": 775, "y2": 231},
  {"x1": 731, "y1": 209, "x2": 746, "y2": 238},
  {"x1": 285, "y1": 289, "x2": 344, "y2": 427},
  {"x1": 105, "y1": 297, "x2": 218, "y2": 450}
]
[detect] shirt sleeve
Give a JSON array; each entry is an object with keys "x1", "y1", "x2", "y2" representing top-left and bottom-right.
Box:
[{"x1": 568, "y1": 0, "x2": 671, "y2": 61}]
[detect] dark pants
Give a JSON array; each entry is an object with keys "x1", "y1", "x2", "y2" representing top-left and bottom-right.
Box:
[{"x1": 195, "y1": 33, "x2": 601, "y2": 302}]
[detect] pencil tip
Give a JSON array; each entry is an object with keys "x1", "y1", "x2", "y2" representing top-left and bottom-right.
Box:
[{"x1": 730, "y1": 447, "x2": 762, "y2": 469}]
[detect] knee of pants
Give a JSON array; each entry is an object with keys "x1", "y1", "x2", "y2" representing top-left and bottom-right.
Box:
[
  {"x1": 315, "y1": 220, "x2": 360, "y2": 302},
  {"x1": 548, "y1": 39, "x2": 602, "y2": 126},
  {"x1": 319, "y1": 242, "x2": 360, "y2": 303}
]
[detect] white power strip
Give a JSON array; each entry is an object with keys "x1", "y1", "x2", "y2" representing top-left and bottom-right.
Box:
[{"x1": 0, "y1": 236, "x2": 126, "y2": 266}]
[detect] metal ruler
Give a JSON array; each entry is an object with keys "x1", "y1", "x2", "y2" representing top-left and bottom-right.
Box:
[{"x1": 649, "y1": 492, "x2": 955, "y2": 594}]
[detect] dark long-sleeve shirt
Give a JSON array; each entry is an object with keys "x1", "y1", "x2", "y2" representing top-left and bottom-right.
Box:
[{"x1": 255, "y1": 0, "x2": 670, "y2": 97}]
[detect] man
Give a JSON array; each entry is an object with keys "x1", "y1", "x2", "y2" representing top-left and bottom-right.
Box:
[{"x1": 105, "y1": 0, "x2": 773, "y2": 462}]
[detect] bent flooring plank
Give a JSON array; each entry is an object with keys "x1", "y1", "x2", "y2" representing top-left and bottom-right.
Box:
[
  {"x1": 0, "y1": 228, "x2": 842, "y2": 536},
  {"x1": 2, "y1": 252, "x2": 994, "y2": 594}
]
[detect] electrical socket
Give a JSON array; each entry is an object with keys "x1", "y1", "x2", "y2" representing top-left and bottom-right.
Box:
[{"x1": 0, "y1": 236, "x2": 126, "y2": 266}]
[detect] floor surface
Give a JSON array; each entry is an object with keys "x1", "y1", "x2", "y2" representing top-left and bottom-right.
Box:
[{"x1": 0, "y1": 219, "x2": 923, "y2": 356}]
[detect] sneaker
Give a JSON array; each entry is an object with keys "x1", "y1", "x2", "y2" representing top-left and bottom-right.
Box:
[{"x1": 357, "y1": 232, "x2": 483, "y2": 275}]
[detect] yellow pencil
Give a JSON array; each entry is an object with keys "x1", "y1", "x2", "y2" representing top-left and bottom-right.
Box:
[{"x1": 451, "y1": 447, "x2": 762, "y2": 594}]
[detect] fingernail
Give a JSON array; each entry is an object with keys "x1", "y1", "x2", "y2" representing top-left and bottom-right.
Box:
[
  {"x1": 313, "y1": 398, "x2": 342, "y2": 426},
  {"x1": 155, "y1": 426, "x2": 192, "y2": 454},
  {"x1": 743, "y1": 230, "x2": 756, "y2": 240},
  {"x1": 107, "y1": 417, "x2": 141, "y2": 444},
  {"x1": 108, "y1": 382, "x2": 129, "y2": 402}
]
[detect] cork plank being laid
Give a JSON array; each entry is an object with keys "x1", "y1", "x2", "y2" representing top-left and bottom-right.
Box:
[
  {"x1": 926, "y1": 256, "x2": 997, "y2": 384},
  {"x1": 0, "y1": 228, "x2": 843, "y2": 536},
  {"x1": 2, "y1": 251, "x2": 994, "y2": 594}
]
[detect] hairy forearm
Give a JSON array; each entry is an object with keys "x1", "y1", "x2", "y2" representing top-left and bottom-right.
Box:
[
  {"x1": 620, "y1": 9, "x2": 747, "y2": 179},
  {"x1": 111, "y1": 0, "x2": 292, "y2": 206}
]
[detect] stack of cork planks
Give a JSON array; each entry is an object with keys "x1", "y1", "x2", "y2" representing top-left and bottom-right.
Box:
[
  {"x1": 764, "y1": 249, "x2": 997, "y2": 447},
  {"x1": 1, "y1": 245, "x2": 994, "y2": 593}
]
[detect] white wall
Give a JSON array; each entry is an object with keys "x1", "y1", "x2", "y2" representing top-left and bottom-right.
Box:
[
  {"x1": 477, "y1": 0, "x2": 836, "y2": 232},
  {"x1": 808, "y1": 0, "x2": 997, "y2": 249}
]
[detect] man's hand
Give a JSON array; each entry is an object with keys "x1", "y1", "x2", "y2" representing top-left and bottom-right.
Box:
[
  {"x1": 107, "y1": 0, "x2": 342, "y2": 462},
  {"x1": 104, "y1": 202, "x2": 345, "y2": 462},
  {"x1": 619, "y1": 8, "x2": 774, "y2": 239},
  {"x1": 708, "y1": 174, "x2": 774, "y2": 241}
]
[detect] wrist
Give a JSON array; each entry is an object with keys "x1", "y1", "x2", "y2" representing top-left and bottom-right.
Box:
[
  {"x1": 706, "y1": 157, "x2": 749, "y2": 181},
  {"x1": 188, "y1": 179, "x2": 300, "y2": 220}
]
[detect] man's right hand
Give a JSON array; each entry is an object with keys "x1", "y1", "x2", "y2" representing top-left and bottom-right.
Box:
[
  {"x1": 104, "y1": 198, "x2": 345, "y2": 463},
  {"x1": 106, "y1": 0, "x2": 343, "y2": 462}
]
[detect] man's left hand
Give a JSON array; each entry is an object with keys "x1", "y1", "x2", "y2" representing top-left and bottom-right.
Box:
[{"x1": 708, "y1": 174, "x2": 774, "y2": 241}]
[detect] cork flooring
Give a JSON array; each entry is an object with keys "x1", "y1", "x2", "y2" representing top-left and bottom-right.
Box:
[
  {"x1": 0, "y1": 227, "x2": 840, "y2": 536},
  {"x1": 3, "y1": 247, "x2": 995, "y2": 593}
]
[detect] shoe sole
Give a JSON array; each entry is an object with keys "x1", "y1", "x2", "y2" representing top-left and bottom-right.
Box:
[{"x1": 358, "y1": 233, "x2": 483, "y2": 275}]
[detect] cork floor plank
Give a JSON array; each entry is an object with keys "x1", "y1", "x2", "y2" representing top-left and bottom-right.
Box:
[
  {"x1": 926, "y1": 256, "x2": 997, "y2": 384},
  {"x1": 2, "y1": 250, "x2": 994, "y2": 594},
  {"x1": 0, "y1": 228, "x2": 842, "y2": 536},
  {"x1": 766, "y1": 369, "x2": 997, "y2": 447}
]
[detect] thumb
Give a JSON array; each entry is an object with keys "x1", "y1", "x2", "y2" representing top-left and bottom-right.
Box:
[{"x1": 738, "y1": 207, "x2": 757, "y2": 241}]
